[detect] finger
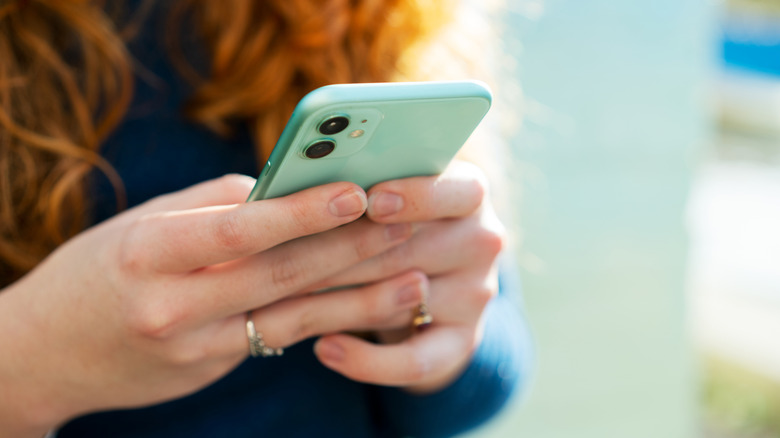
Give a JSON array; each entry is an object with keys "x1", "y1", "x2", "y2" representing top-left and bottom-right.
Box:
[
  {"x1": 120, "y1": 182, "x2": 368, "y2": 273},
  {"x1": 366, "y1": 160, "x2": 486, "y2": 223},
  {"x1": 137, "y1": 174, "x2": 257, "y2": 214},
  {"x1": 309, "y1": 212, "x2": 503, "y2": 291},
  {"x1": 372, "y1": 266, "x2": 498, "y2": 345},
  {"x1": 314, "y1": 326, "x2": 477, "y2": 388},
  {"x1": 104, "y1": 174, "x2": 257, "y2": 229},
  {"x1": 205, "y1": 271, "x2": 429, "y2": 357},
  {"x1": 250, "y1": 271, "x2": 427, "y2": 348},
  {"x1": 179, "y1": 218, "x2": 415, "y2": 321},
  {"x1": 395, "y1": 266, "x2": 496, "y2": 329}
]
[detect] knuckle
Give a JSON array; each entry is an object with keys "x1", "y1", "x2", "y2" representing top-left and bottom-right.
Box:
[
  {"x1": 466, "y1": 177, "x2": 488, "y2": 213},
  {"x1": 123, "y1": 299, "x2": 182, "y2": 341},
  {"x1": 163, "y1": 342, "x2": 208, "y2": 367},
  {"x1": 378, "y1": 243, "x2": 412, "y2": 274},
  {"x1": 205, "y1": 173, "x2": 256, "y2": 205},
  {"x1": 283, "y1": 198, "x2": 309, "y2": 228},
  {"x1": 472, "y1": 283, "x2": 497, "y2": 309},
  {"x1": 213, "y1": 210, "x2": 249, "y2": 252},
  {"x1": 475, "y1": 223, "x2": 507, "y2": 259},
  {"x1": 117, "y1": 217, "x2": 152, "y2": 275},
  {"x1": 139, "y1": 194, "x2": 170, "y2": 212},
  {"x1": 270, "y1": 252, "x2": 306, "y2": 290},
  {"x1": 453, "y1": 161, "x2": 488, "y2": 212},
  {"x1": 273, "y1": 197, "x2": 324, "y2": 238},
  {"x1": 292, "y1": 307, "x2": 316, "y2": 343},
  {"x1": 471, "y1": 167, "x2": 489, "y2": 199},
  {"x1": 361, "y1": 290, "x2": 387, "y2": 325},
  {"x1": 352, "y1": 231, "x2": 379, "y2": 262},
  {"x1": 218, "y1": 173, "x2": 254, "y2": 194},
  {"x1": 346, "y1": 221, "x2": 385, "y2": 262}
]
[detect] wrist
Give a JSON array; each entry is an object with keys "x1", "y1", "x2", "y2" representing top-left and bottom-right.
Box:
[
  {"x1": 0, "y1": 357, "x2": 65, "y2": 438},
  {"x1": 0, "y1": 284, "x2": 74, "y2": 438},
  {"x1": 0, "y1": 415, "x2": 55, "y2": 438}
]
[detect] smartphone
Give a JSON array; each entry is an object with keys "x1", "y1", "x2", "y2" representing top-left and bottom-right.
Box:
[{"x1": 246, "y1": 80, "x2": 492, "y2": 201}]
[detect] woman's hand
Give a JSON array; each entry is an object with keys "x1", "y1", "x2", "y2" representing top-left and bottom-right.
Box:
[
  {"x1": 0, "y1": 175, "x2": 427, "y2": 437},
  {"x1": 311, "y1": 161, "x2": 507, "y2": 394}
]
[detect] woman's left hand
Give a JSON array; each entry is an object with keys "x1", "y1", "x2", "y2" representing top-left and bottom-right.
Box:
[{"x1": 311, "y1": 160, "x2": 507, "y2": 394}]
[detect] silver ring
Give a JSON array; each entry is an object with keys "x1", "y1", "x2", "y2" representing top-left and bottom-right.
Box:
[{"x1": 246, "y1": 313, "x2": 284, "y2": 358}]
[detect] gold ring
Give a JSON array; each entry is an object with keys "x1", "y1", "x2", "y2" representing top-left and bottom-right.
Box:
[
  {"x1": 246, "y1": 312, "x2": 284, "y2": 358},
  {"x1": 412, "y1": 303, "x2": 433, "y2": 330}
]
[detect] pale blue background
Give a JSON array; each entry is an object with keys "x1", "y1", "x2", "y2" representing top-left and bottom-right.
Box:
[{"x1": 466, "y1": 1, "x2": 715, "y2": 437}]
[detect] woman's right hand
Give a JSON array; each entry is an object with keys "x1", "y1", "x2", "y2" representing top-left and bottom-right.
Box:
[{"x1": 0, "y1": 174, "x2": 425, "y2": 438}]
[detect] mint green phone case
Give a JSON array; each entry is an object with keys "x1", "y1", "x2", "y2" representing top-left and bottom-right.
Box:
[{"x1": 246, "y1": 80, "x2": 492, "y2": 201}]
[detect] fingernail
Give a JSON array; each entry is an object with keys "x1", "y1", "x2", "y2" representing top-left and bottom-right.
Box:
[
  {"x1": 385, "y1": 223, "x2": 413, "y2": 242},
  {"x1": 368, "y1": 192, "x2": 403, "y2": 217},
  {"x1": 317, "y1": 340, "x2": 345, "y2": 363},
  {"x1": 397, "y1": 281, "x2": 423, "y2": 307},
  {"x1": 329, "y1": 189, "x2": 367, "y2": 217}
]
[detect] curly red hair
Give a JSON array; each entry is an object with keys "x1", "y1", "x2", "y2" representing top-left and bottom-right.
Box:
[{"x1": 0, "y1": 0, "x2": 462, "y2": 284}]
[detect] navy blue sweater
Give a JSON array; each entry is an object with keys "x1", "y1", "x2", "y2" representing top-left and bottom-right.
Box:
[{"x1": 56, "y1": 4, "x2": 531, "y2": 437}]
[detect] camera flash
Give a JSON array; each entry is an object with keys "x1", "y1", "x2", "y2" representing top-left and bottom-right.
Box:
[{"x1": 349, "y1": 129, "x2": 365, "y2": 138}]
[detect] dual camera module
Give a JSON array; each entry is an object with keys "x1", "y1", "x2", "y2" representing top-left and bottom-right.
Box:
[{"x1": 304, "y1": 116, "x2": 350, "y2": 159}]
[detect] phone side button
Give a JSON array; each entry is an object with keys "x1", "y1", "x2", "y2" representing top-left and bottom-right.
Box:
[{"x1": 262, "y1": 162, "x2": 272, "y2": 176}]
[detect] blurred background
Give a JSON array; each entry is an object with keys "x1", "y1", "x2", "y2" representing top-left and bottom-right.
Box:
[{"x1": 462, "y1": 0, "x2": 780, "y2": 437}]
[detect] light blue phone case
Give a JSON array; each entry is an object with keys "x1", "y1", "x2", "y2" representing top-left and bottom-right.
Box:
[{"x1": 246, "y1": 80, "x2": 492, "y2": 201}]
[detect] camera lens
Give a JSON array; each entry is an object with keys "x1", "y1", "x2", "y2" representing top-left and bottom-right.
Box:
[
  {"x1": 304, "y1": 140, "x2": 336, "y2": 159},
  {"x1": 318, "y1": 116, "x2": 349, "y2": 135}
]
